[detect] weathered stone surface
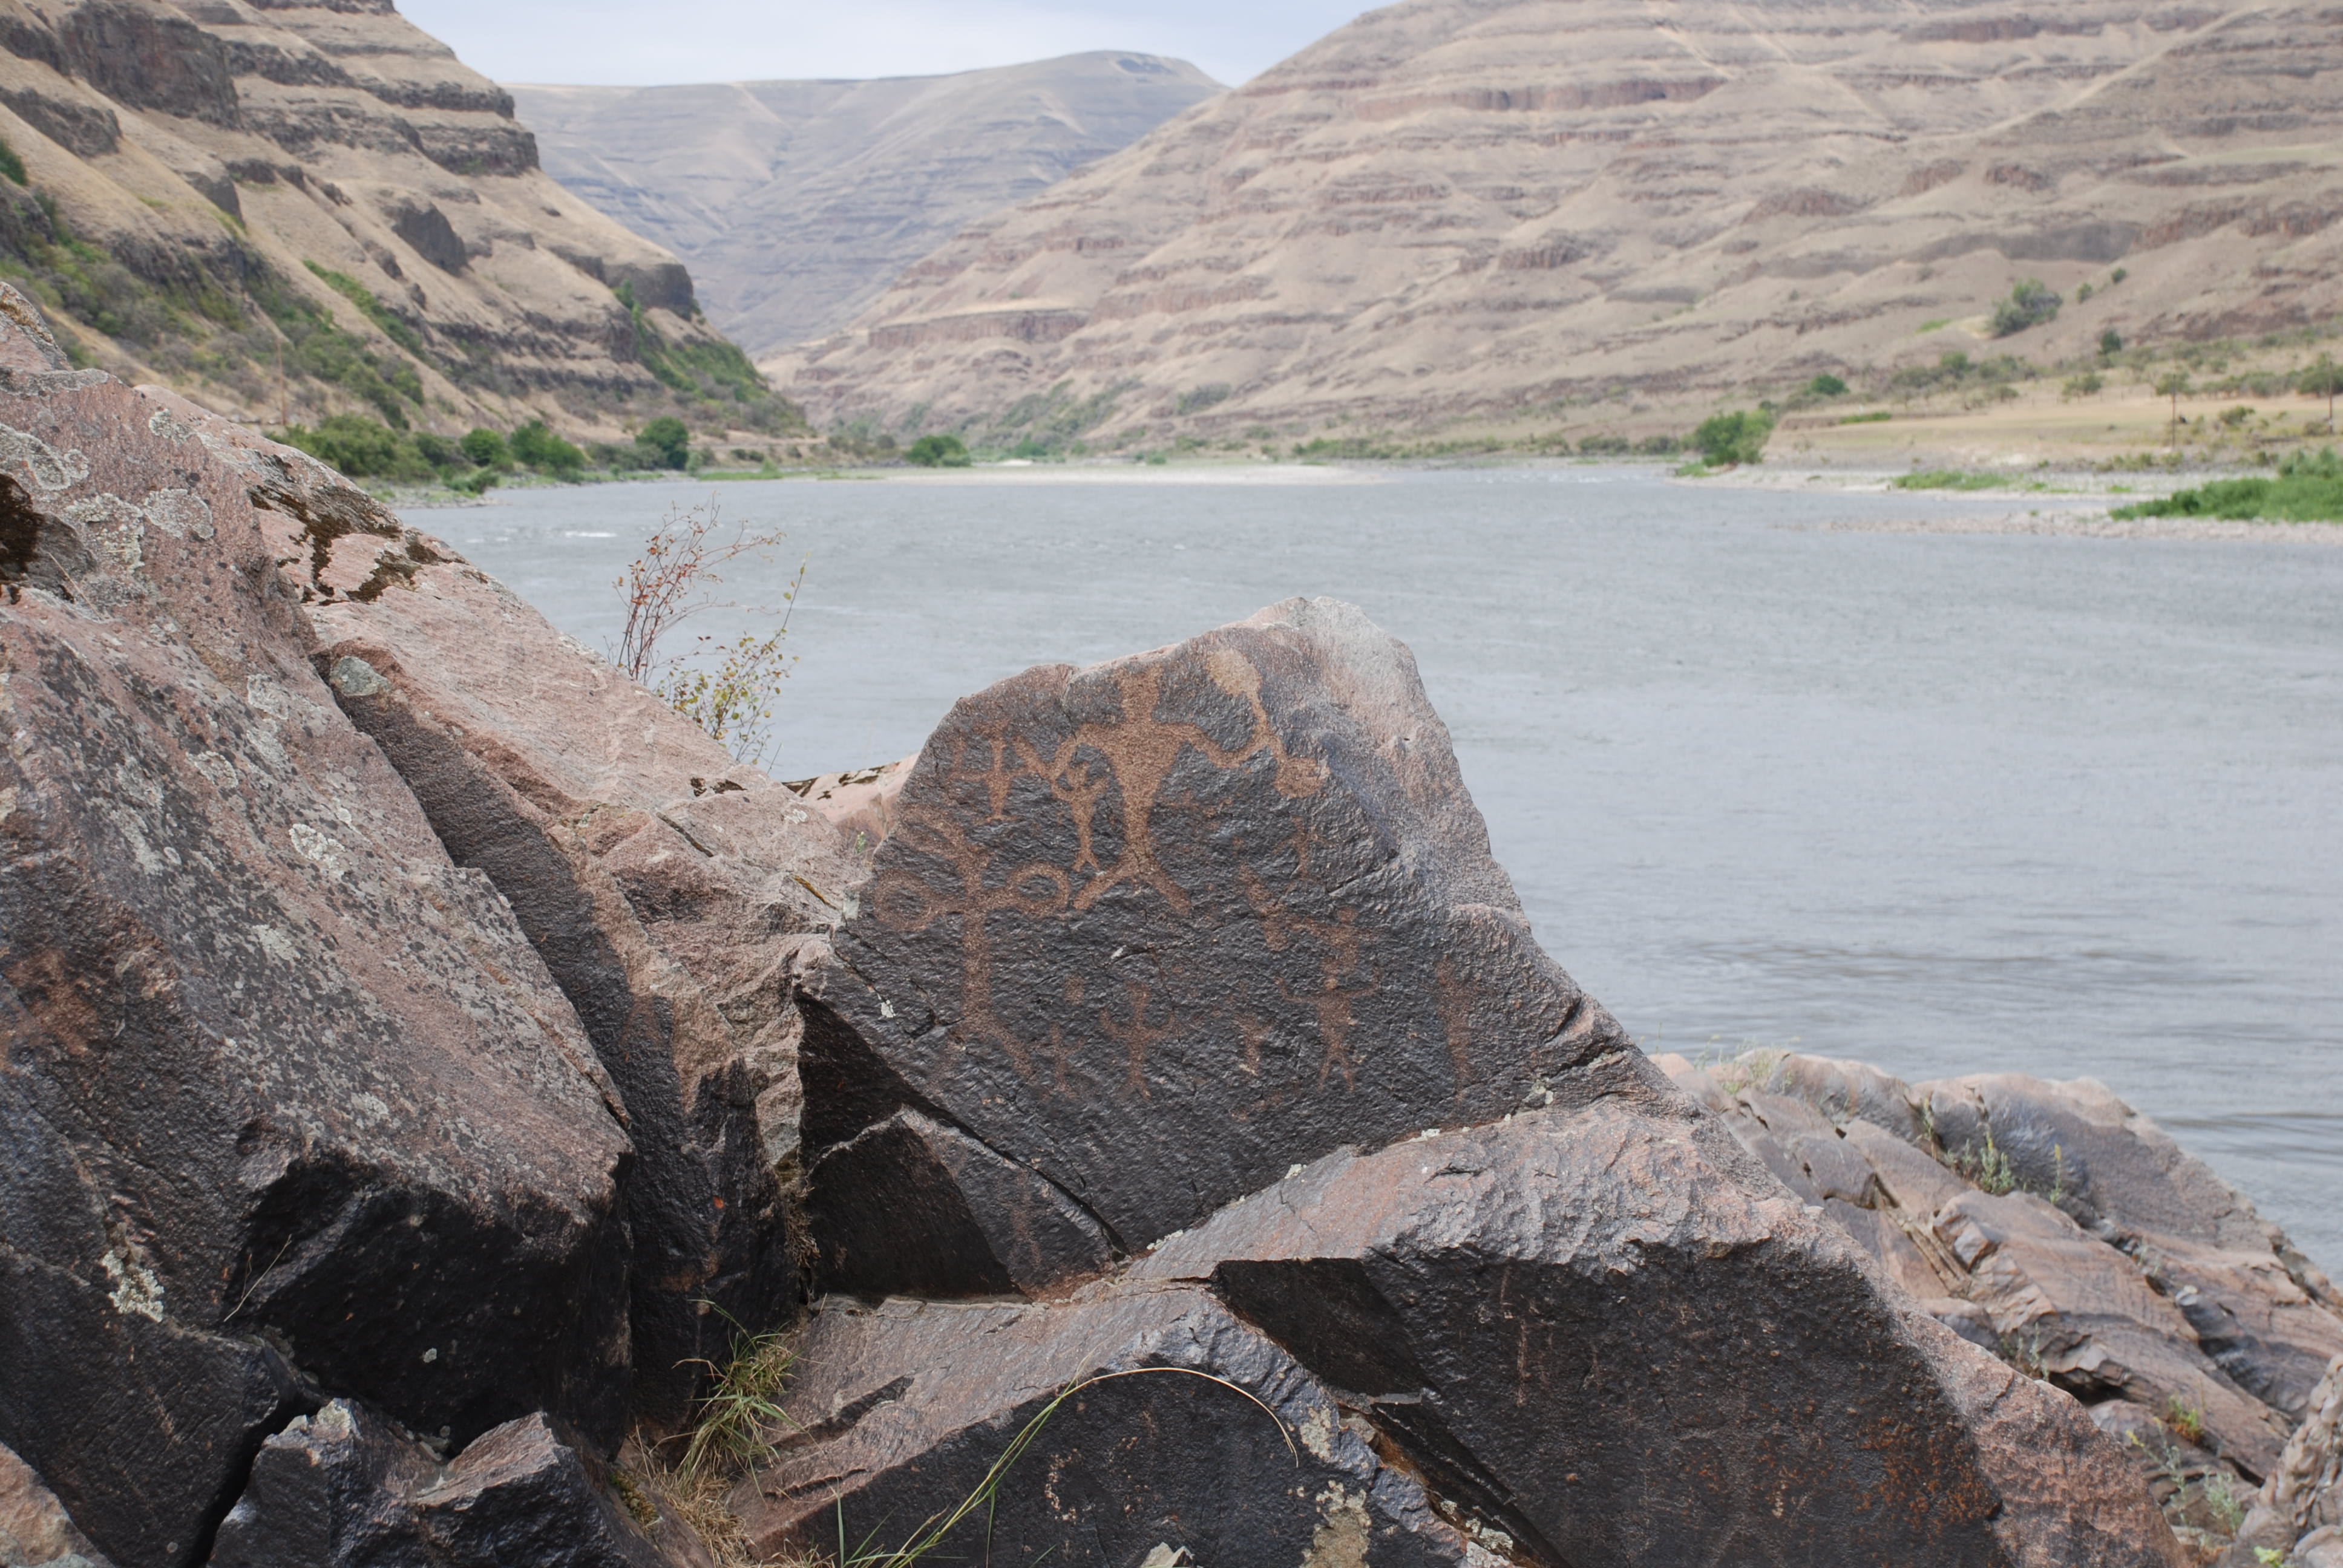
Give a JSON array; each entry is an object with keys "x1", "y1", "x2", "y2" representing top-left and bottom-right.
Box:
[
  {"x1": 0, "y1": 305, "x2": 632, "y2": 1566},
  {"x1": 810, "y1": 1109, "x2": 1113, "y2": 1298},
  {"x1": 1132, "y1": 1052, "x2": 2184, "y2": 1568},
  {"x1": 303, "y1": 535, "x2": 857, "y2": 1422},
  {"x1": 0, "y1": 1439, "x2": 110, "y2": 1568},
  {"x1": 802, "y1": 597, "x2": 1627, "y2": 1293},
  {"x1": 1661, "y1": 1050, "x2": 2343, "y2": 1556},
  {"x1": 779, "y1": 754, "x2": 911, "y2": 855},
  {"x1": 729, "y1": 1287, "x2": 1474, "y2": 1568},
  {"x1": 209, "y1": 1401, "x2": 669, "y2": 1568},
  {"x1": 2220, "y1": 1356, "x2": 2343, "y2": 1568}
]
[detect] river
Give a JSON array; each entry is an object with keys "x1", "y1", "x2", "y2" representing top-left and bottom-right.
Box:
[{"x1": 433, "y1": 464, "x2": 2343, "y2": 1270}]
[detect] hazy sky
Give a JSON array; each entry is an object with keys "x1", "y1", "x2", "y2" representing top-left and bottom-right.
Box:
[{"x1": 402, "y1": 1, "x2": 1372, "y2": 89}]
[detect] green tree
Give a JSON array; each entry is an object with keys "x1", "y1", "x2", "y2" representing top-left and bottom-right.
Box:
[
  {"x1": 636, "y1": 416, "x2": 691, "y2": 469},
  {"x1": 2099, "y1": 328, "x2": 2123, "y2": 358},
  {"x1": 510, "y1": 420, "x2": 588, "y2": 478},
  {"x1": 905, "y1": 433, "x2": 971, "y2": 468},
  {"x1": 460, "y1": 427, "x2": 510, "y2": 468},
  {"x1": 1690, "y1": 408, "x2": 1775, "y2": 467},
  {"x1": 1807, "y1": 373, "x2": 1848, "y2": 398},
  {"x1": 2301, "y1": 353, "x2": 2342, "y2": 428},
  {"x1": 1990, "y1": 279, "x2": 2062, "y2": 337}
]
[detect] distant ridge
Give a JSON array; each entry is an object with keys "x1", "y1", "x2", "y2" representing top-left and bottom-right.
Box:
[
  {"x1": 769, "y1": 0, "x2": 2343, "y2": 446},
  {"x1": 513, "y1": 53, "x2": 1224, "y2": 359}
]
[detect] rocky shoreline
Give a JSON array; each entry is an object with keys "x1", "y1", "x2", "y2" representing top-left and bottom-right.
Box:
[{"x1": 2, "y1": 283, "x2": 2338, "y2": 1568}]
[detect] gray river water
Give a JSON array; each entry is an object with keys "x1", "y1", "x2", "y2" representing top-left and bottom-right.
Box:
[{"x1": 434, "y1": 465, "x2": 2342, "y2": 1269}]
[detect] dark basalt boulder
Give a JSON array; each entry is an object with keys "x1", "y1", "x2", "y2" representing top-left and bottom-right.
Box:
[
  {"x1": 0, "y1": 293, "x2": 633, "y2": 1567},
  {"x1": 304, "y1": 537, "x2": 858, "y2": 1425},
  {"x1": 1660, "y1": 1051, "x2": 2343, "y2": 1556},
  {"x1": 801, "y1": 596, "x2": 1627, "y2": 1294},
  {"x1": 209, "y1": 1401, "x2": 669, "y2": 1568},
  {"x1": 726, "y1": 1284, "x2": 1475, "y2": 1568},
  {"x1": 1130, "y1": 1052, "x2": 2189, "y2": 1568}
]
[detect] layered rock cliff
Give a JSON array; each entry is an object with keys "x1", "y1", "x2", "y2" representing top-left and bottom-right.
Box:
[
  {"x1": 514, "y1": 52, "x2": 1223, "y2": 361},
  {"x1": 0, "y1": 0, "x2": 791, "y2": 437},
  {"x1": 776, "y1": 0, "x2": 2343, "y2": 445}
]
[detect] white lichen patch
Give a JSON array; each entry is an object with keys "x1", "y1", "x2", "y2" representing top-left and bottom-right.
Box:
[
  {"x1": 0, "y1": 785, "x2": 15, "y2": 822},
  {"x1": 191, "y1": 750, "x2": 239, "y2": 790},
  {"x1": 289, "y1": 822, "x2": 347, "y2": 877},
  {"x1": 244, "y1": 674, "x2": 293, "y2": 720},
  {"x1": 0, "y1": 420, "x2": 90, "y2": 492},
  {"x1": 142, "y1": 489, "x2": 212, "y2": 539},
  {"x1": 100, "y1": 1247, "x2": 165, "y2": 1322},
  {"x1": 1302, "y1": 1483, "x2": 1371, "y2": 1568},
  {"x1": 1299, "y1": 1403, "x2": 1342, "y2": 1464},
  {"x1": 252, "y1": 923, "x2": 301, "y2": 964},
  {"x1": 146, "y1": 407, "x2": 197, "y2": 444}
]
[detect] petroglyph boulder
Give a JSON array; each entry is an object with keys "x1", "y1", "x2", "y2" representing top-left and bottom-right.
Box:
[
  {"x1": 1129, "y1": 1053, "x2": 2187, "y2": 1568},
  {"x1": 306, "y1": 532, "x2": 856, "y2": 1422},
  {"x1": 1, "y1": 305, "x2": 632, "y2": 1567},
  {"x1": 801, "y1": 596, "x2": 1628, "y2": 1292},
  {"x1": 209, "y1": 1402, "x2": 671, "y2": 1568},
  {"x1": 727, "y1": 1285, "x2": 1475, "y2": 1568}
]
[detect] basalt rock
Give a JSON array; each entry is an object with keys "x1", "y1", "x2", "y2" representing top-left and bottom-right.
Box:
[
  {"x1": 801, "y1": 596, "x2": 1627, "y2": 1295},
  {"x1": 727, "y1": 1285, "x2": 1474, "y2": 1568},
  {"x1": 209, "y1": 1401, "x2": 670, "y2": 1568},
  {"x1": 0, "y1": 302, "x2": 633, "y2": 1567},
  {"x1": 1130, "y1": 1051, "x2": 2186, "y2": 1568},
  {"x1": 303, "y1": 535, "x2": 858, "y2": 1423},
  {"x1": 1660, "y1": 1052, "x2": 2343, "y2": 1552},
  {"x1": 2220, "y1": 1356, "x2": 2343, "y2": 1568},
  {"x1": 0, "y1": 1439, "x2": 110, "y2": 1567}
]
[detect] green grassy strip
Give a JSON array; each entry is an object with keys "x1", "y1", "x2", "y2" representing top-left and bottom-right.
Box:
[
  {"x1": 303, "y1": 260, "x2": 424, "y2": 355},
  {"x1": 1892, "y1": 469, "x2": 2013, "y2": 491},
  {"x1": 2110, "y1": 448, "x2": 2343, "y2": 521}
]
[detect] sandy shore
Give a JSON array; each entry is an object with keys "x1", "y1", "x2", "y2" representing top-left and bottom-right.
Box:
[{"x1": 877, "y1": 460, "x2": 1386, "y2": 486}]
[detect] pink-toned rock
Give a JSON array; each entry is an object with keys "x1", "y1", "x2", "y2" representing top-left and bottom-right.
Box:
[
  {"x1": 0, "y1": 289, "x2": 633, "y2": 1567},
  {"x1": 0, "y1": 1439, "x2": 109, "y2": 1567},
  {"x1": 296, "y1": 485, "x2": 858, "y2": 1423},
  {"x1": 779, "y1": 755, "x2": 913, "y2": 855}
]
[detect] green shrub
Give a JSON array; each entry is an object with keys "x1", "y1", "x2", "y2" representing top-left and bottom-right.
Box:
[
  {"x1": 637, "y1": 416, "x2": 690, "y2": 469},
  {"x1": 276, "y1": 413, "x2": 434, "y2": 482},
  {"x1": 511, "y1": 419, "x2": 587, "y2": 477},
  {"x1": 1807, "y1": 373, "x2": 1848, "y2": 397},
  {"x1": 1839, "y1": 411, "x2": 1892, "y2": 425},
  {"x1": 1991, "y1": 279, "x2": 2062, "y2": 337},
  {"x1": 0, "y1": 137, "x2": 25, "y2": 188},
  {"x1": 1575, "y1": 434, "x2": 1631, "y2": 455},
  {"x1": 1689, "y1": 408, "x2": 1775, "y2": 466},
  {"x1": 460, "y1": 427, "x2": 510, "y2": 468},
  {"x1": 2108, "y1": 451, "x2": 2343, "y2": 521},
  {"x1": 2063, "y1": 373, "x2": 2104, "y2": 399},
  {"x1": 905, "y1": 433, "x2": 971, "y2": 468},
  {"x1": 2099, "y1": 328, "x2": 2124, "y2": 358}
]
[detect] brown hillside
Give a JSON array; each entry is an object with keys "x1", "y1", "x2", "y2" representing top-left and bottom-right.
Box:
[
  {"x1": 0, "y1": 0, "x2": 785, "y2": 437},
  {"x1": 773, "y1": 0, "x2": 2343, "y2": 445}
]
